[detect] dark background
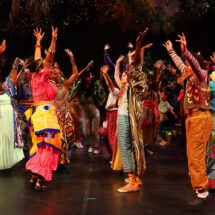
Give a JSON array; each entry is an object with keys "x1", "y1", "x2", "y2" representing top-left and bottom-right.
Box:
[{"x1": 0, "y1": 0, "x2": 215, "y2": 80}]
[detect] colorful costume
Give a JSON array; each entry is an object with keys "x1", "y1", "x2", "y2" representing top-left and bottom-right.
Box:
[
  {"x1": 169, "y1": 49, "x2": 212, "y2": 192},
  {"x1": 206, "y1": 79, "x2": 215, "y2": 189},
  {"x1": 25, "y1": 69, "x2": 63, "y2": 181},
  {"x1": 117, "y1": 67, "x2": 147, "y2": 176},
  {"x1": 51, "y1": 80, "x2": 75, "y2": 164},
  {"x1": 0, "y1": 77, "x2": 24, "y2": 170}
]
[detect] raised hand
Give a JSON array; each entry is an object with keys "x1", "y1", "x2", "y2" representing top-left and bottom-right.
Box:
[
  {"x1": 22, "y1": 59, "x2": 29, "y2": 70},
  {"x1": 87, "y1": 60, "x2": 94, "y2": 68},
  {"x1": 65, "y1": 49, "x2": 73, "y2": 58},
  {"x1": 33, "y1": 27, "x2": 45, "y2": 42},
  {"x1": 128, "y1": 50, "x2": 135, "y2": 59},
  {"x1": 143, "y1": 43, "x2": 153, "y2": 50},
  {"x1": 176, "y1": 32, "x2": 187, "y2": 53},
  {"x1": 136, "y1": 28, "x2": 149, "y2": 43},
  {"x1": 0, "y1": 40, "x2": 6, "y2": 54},
  {"x1": 163, "y1": 40, "x2": 173, "y2": 52},
  {"x1": 101, "y1": 65, "x2": 109, "y2": 74},
  {"x1": 128, "y1": 42, "x2": 134, "y2": 49},
  {"x1": 117, "y1": 55, "x2": 125, "y2": 63},
  {"x1": 104, "y1": 44, "x2": 110, "y2": 51},
  {"x1": 51, "y1": 26, "x2": 58, "y2": 42},
  {"x1": 210, "y1": 52, "x2": 215, "y2": 64}
]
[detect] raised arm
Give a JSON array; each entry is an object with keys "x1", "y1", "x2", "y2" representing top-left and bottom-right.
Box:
[
  {"x1": 114, "y1": 55, "x2": 124, "y2": 88},
  {"x1": 0, "y1": 40, "x2": 6, "y2": 55},
  {"x1": 33, "y1": 28, "x2": 45, "y2": 61},
  {"x1": 141, "y1": 43, "x2": 153, "y2": 66},
  {"x1": 16, "y1": 59, "x2": 29, "y2": 87},
  {"x1": 43, "y1": 26, "x2": 58, "y2": 70},
  {"x1": 163, "y1": 40, "x2": 187, "y2": 76},
  {"x1": 104, "y1": 44, "x2": 115, "y2": 71},
  {"x1": 102, "y1": 65, "x2": 114, "y2": 91},
  {"x1": 78, "y1": 61, "x2": 94, "y2": 79},
  {"x1": 64, "y1": 49, "x2": 78, "y2": 87},
  {"x1": 133, "y1": 28, "x2": 149, "y2": 66},
  {"x1": 9, "y1": 58, "x2": 19, "y2": 86},
  {"x1": 176, "y1": 33, "x2": 207, "y2": 81}
]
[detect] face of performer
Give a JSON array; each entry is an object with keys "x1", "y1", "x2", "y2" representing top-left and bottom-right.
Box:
[
  {"x1": 51, "y1": 68, "x2": 61, "y2": 83},
  {"x1": 185, "y1": 60, "x2": 194, "y2": 77},
  {"x1": 121, "y1": 71, "x2": 128, "y2": 84},
  {"x1": 23, "y1": 69, "x2": 31, "y2": 83}
]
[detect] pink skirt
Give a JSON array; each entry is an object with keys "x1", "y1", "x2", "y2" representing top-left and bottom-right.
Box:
[{"x1": 26, "y1": 144, "x2": 60, "y2": 181}]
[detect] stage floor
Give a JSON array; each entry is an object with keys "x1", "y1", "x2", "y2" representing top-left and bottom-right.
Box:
[{"x1": 0, "y1": 142, "x2": 214, "y2": 215}]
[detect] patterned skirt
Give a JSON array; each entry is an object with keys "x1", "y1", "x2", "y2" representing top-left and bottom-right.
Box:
[{"x1": 57, "y1": 111, "x2": 75, "y2": 164}]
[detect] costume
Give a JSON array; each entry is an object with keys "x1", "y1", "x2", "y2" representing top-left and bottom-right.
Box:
[
  {"x1": 0, "y1": 77, "x2": 24, "y2": 170},
  {"x1": 25, "y1": 69, "x2": 63, "y2": 181},
  {"x1": 70, "y1": 80, "x2": 106, "y2": 150},
  {"x1": 117, "y1": 66, "x2": 147, "y2": 176},
  {"x1": 206, "y1": 79, "x2": 215, "y2": 189},
  {"x1": 51, "y1": 80, "x2": 75, "y2": 164},
  {"x1": 169, "y1": 49, "x2": 212, "y2": 192},
  {"x1": 105, "y1": 87, "x2": 119, "y2": 153}
]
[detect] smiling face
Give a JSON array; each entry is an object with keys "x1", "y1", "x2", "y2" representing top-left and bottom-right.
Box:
[
  {"x1": 185, "y1": 60, "x2": 194, "y2": 77},
  {"x1": 51, "y1": 68, "x2": 62, "y2": 83}
]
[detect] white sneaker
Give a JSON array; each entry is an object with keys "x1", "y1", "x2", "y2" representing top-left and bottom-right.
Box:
[
  {"x1": 197, "y1": 191, "x2": 209, "y2": 199},
  {"x1": 93, "y1": 149, "x2": 100, "y2": 154},
  {"x1": 75, "y1": 142, "x2": 84, "y2": 149},
  {"x1": 88, "y1": 147, "x2": 94, "y2": 153}
]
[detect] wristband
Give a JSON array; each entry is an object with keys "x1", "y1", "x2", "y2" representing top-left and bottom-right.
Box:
[{"x1": 35, "y1": 44, "x2": 42, "y2": 49}]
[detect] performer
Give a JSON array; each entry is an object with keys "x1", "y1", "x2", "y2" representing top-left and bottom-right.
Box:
[
  {"x1": 50, "y1": 49, "x2": 78, "y2": 166},
  {"x1": 114, "y1": 30, "x2": 148, "y2": 193},
  {"x1": 0, "y1": 40, "x2": 24, "y2": 170},
  {"x1": 25, "y1": 27, "x2": 63, "y2": 191},
  {"x1": 163, "y1": 34, "x2": 212, "y2": 205}
]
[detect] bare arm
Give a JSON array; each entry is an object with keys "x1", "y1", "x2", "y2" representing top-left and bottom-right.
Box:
[
  {"x1": 9, "y1": 59, "x2": 19, "y2": 86},
  {"x1": 78, "y1": 61, "x2": 94, "y2": 79},
  {"x1": 33, "y1": 28, "x2": 45, "y2": 61},
  {"x1": 64, "y1": 49, "x2": 78, "y2": 87},
  {"x1": 43, "y1": 26, "x2": 58, "y2": 70},
  {"x1": 0, "y1": 40, "x2": 6, "y2": 55},
  {"x1": 114, "y1": 56, "x2": 124, "y2": 88},
  {"x1": 141, "y1": 43, "x2": 153, "y2": 66},
  {"x1": 102, "y1": 65, "x2": 114, "y2": 91}
]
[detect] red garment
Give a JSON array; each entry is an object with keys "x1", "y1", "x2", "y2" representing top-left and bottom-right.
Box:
[
  {"x1": 106, "y1": 110, "x2": 118, "y2": 153},
  {"x1": 31, "y1": 69, "x2": 57, "y2": 101},
  {"x1": 26, "y1": 145, "x2": 60, "y2": 181}
]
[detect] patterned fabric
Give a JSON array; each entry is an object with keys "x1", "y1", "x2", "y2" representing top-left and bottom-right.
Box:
[
  {"x1": 25, "y1": 104, "x2": 63, "y2": 157},
  {"x1": 128, "y1": 67, "x2": 148, "y2": 175},
  {"x1": 31, "y1": 69, "x2": 57, "y2": 102},
  {"x1": 206, "y1": 111, "x2": 215, "y2": 189},
  {"x1": 57, "y1": 111, "x2": 75, "y2": 164},
  {"x1": 186, "y1": 110, "x2": 213, "y2": 191},
  {"x1": 168, "y1": 49, "x2": 210, "y2": 111},
  {"x1": 118, "y1": 87, "x2": 128, "y2": 115},
  {"x1": 117, "y1": 114, "x2": 133, "y2": 173},
  {"x1": 2, "y1": 77, "x2": 24, "y2": 148}
]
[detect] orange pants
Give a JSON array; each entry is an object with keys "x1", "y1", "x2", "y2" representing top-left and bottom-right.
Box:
[{"x1": 186, "y1": 110, "x2": 213, "y2": 191}]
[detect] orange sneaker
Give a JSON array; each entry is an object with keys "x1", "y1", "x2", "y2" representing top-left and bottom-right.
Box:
[
  {"x1": 117, "y1": 183, "x2": 141, "y2": 193},
  {"x1": 125, "y1": 176, "x2": 142, "y2": 185}
]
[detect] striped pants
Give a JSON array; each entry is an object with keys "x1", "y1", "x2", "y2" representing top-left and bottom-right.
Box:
[{"x1": 117, "y1": 114, "x2": 133, "y2": 173}]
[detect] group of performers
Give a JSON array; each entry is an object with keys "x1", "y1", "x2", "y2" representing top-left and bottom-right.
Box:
[{"x1": 0, "y1": 26, "x2": 215, "y2": 206}]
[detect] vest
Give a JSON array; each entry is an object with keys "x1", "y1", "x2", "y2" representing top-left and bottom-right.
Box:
[{"x1": 184, "y1": 75, "x2": 210, "y2": 110}]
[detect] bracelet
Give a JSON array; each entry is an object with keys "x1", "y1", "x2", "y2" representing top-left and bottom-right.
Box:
[
  {"x1": 35, "y1": 44, "x2": 42, "y2": 49},
  {"x1": 48, "y1": 48, "x2": 55, "y2": 54}
]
